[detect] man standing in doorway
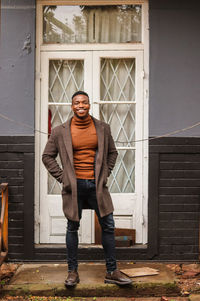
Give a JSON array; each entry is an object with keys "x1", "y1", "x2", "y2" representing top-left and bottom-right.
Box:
[{"x1": 42, "y1": 91, "x2": 132, "y2": 287}]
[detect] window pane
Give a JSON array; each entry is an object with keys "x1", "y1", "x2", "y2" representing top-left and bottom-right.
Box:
[
  {"x1": 108, "y1": 149, "x2": 135, "y2": 193},
  {"x1": 100, "y1": 58, "x2": 135, "y2": 101},
  {"x1": 100, "y1": 103, "x2": 135, "y2": 147},
  {"x1": 49, "y1": 60, "x2": 84, "y2": 103},
  {"x1": 43, "y1": 5, "x2": 142, "y2": 44}
]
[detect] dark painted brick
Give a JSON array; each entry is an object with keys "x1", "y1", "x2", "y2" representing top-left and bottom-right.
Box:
[
  {"x1": 159, "y1": 195, "x2": 200, "y2": 204},
  {"x1": 150, "y1": 145, "x2": 200, "y2": 153},
  {"x1": 9, "y1": 195, "x2": 24, "y2": 203},
  {"x1": 159, "y1": 245, "x2": 173, "y2": 254},
  {"x1": 8, "y1": 253, "x2": 25, "y2": 260},
  {"x1": 172, "y1": 245, "x2": 198, "y2": 253},
  {"x1": 160, "y1": 204, "x2": 200, "y2": 212},
  {"x1": 0, "y1": 145, "x2": 8, "y2": 152},
  {"x1": 158, "y1": 253, "x2": 199, "y2": 260},
  {"x1": 5, "y1": 178, "x2": 24, "y2": 185},
  {"x1": 160, "y1": 220, "x2": 198, "y2": 229},
  {"x1": 150, "y1": 137, "x2": 200, "y2": 145},
  {"x1": 7, "y1": 144, "x2": 34, "y2": 153},
  {"x1": 8, "y1": 186, "x2": 24, "y2": 195},
  {"x1": 34, "y1": 253, "x2": 67, "y2": 261},
  {"x1": 8, "y1": 236, "x2": 24, "y2": 244},
  {"x1": 159, "y1": 245, "x2": 198, "y2": 254},
  {"x1": 0, "y1": 153, "x2": 23, "y2": 161},
  {"x1": 160, "y1": 178, "x2": 200, "y2": 187},
  {"x1": 159, "y1": 229, "x2": 198, "y2": 237},
  {"x1": 9, "y1": 228, "x2": 24, "y2": 236},
  {"x1": 160, "y1": 237, "x2": 197, "y2": 245},
  {"x1": 0, "y1": 136, "x2": 34, "y2": 144},
  {"x1": 9, "y1": 202, "x2": 24, "y2": 211},
  {"x1": 160, "y1": 162, "x2": 200, "y2": 170},
  {"x1": 8, "y1": 220, "x2": 24, "y2": 228},
  {"x1": 160, "y1": 187, "x2": 200, "y2": 195},
  {"x1": 0, "y1": 169, "x2": 23, "y2": 177},
  {"x1": 160, "y1": 153, "x2": 200, "y2": 161},
  {"x1": 9, "y1": 212, "x2": 24, "y2": 220},
  {"x1": 34, "y1": 247, "x2": 66, "y2": 254},
  {"x1": 160, "y1": 212, "x2": 199, "y2": 220},
  {"x1": 8, "y1": 244, "x2": 24, "y2": 253},
  {"x1": 0, "y1": 161, "x2": 24, "y2": 169},
  {"x1": 160, "y1": 169, "x2": 200, "y2": 178}
]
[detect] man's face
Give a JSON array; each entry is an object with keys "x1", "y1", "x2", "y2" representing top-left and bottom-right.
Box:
[{"x1": 71, "y1": 94, "x2": 90, "y2": 119}]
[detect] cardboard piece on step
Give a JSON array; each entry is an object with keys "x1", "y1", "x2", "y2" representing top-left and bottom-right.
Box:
[{"x1": 121, "y1": 267, "x2": 159, "y2": 277}]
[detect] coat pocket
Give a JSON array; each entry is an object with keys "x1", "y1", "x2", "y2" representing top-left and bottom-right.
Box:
[
  {"x1": 103, "y1": 165, "x2": 109, "y2": 185},
  {"x1": 62, "y1": 173, "x2": 71, "y2": 193}
]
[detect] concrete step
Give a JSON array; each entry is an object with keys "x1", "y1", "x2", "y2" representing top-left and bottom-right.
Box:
[{"x1": 2, "y1": 262, "x2": 180, "y2": 298}]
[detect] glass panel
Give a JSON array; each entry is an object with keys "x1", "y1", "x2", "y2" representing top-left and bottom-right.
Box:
[
  {"x1": 49, "y1": 60, "x2": 84, "y2": 103},
  {"x1": 108, "y1": 149, "x2": 135, "y2": 193},
  {"x1": 100, "y1": 58, "x2": 135, "y2": 101},
  {"x1": 48, "y1": 59, "x2": 84, "y2": 194},
  {"x1": 48, "y1": 168, "x2": 62, "y2": 194},
  {"x1": 100, "y1": 103, "x2": 135, "y2": 147},
  {"x1": 100, "y1": 57, "x2": 135, "y2": 192},
  {"x1": 43, "y1": 5, "x2": 142, "y2": 44}
]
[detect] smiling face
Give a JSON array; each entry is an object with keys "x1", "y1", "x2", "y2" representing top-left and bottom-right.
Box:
[{"x1": 71, "y1": 94, "x2": 90, "y2": 119}]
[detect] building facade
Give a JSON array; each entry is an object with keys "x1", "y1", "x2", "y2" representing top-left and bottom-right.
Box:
[{"x1": 0, "y1": 0, "x2": 199, "y2": 261}]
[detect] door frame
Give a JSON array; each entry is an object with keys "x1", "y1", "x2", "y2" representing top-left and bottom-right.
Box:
[{"x1": 35, "y1": 0, "x2": 149, "y2": 244}]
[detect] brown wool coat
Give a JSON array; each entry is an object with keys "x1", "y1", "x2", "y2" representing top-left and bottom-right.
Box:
[{"x1": 42, "y1": 116, "x2": 118, "y2": 222}]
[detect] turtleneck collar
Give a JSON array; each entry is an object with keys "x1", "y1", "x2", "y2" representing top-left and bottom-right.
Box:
[{"x1": 72, "y1": 114, "x2": 92, "y2": 128}]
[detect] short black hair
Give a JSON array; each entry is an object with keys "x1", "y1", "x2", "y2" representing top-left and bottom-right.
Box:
[{"x1": 71, "y1": 91, "x2": 89, "y2": 101}]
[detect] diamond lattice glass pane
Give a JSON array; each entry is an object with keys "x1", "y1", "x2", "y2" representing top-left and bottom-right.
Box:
[
  {"x1": 100, "y1": 104, "x2": 135, "y2": 147},
  {"x1": 49, "y1": 60, "x2": 84, "y2": 103},
  {"x1": 48, "y1": 155, "x2": 62, "y2": 194},
  {"x1": 49, "y1": 105, "x2": 73, "y2": 129},
  {"x1": 108, "y1": 149, "x2": 135, "y2": 193},
  {"x1": 43, "y1": 5, "x2": 141, "y2": 44},
  {"x1": 100, "y1": 58, "x2": 135, "y2": 101}
]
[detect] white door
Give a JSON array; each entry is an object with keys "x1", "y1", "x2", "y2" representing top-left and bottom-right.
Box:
[
  {"x1": 92, "y1": 51, "x2": 144, "y2": 243},
  {"x1": 40, "y1": 51, "x2": 93, "y2": 243},
  {"x1": 39, "y1": 50, "x2": 144, "y2": 244}
]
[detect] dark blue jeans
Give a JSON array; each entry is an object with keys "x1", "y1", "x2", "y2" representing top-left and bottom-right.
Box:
[{"x1": 66, "y1": 179, "x2": 117, "y2": 272}]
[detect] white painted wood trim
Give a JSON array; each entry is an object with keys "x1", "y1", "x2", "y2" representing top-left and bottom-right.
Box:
[
  {"x1": 38, "y1": 0, "x2": 147, "y2": 5},
  {"x1": 35, "y1": 2, "x2": 43, "y2": 244},
  {"x1": 41, "y1": 44, "x2": 145, "y2": 52},
  {"x1": 142, "y1": 0, "x2": 149, "y2": 244}
]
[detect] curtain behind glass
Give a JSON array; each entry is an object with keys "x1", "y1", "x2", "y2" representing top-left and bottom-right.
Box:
[{"x1": 43, "y1": 5, "x2": 142, "y2": 44}]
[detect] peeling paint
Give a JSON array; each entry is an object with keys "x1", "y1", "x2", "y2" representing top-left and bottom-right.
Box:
[{"x1": 22, "y1": 34, "x2": 31, "y2": 54}]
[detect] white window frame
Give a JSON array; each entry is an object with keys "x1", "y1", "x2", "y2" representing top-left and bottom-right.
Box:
[{"x1": 35, "y1": 0, "x2": 149, "y2": 244}]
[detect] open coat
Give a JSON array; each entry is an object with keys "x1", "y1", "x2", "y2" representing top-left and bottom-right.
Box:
[{"x1": 42, "y1": 116, "x2": 118, "y2": 222}]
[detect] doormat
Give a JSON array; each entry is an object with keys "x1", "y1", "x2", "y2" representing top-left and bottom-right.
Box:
[{"x1": 121, "y1": 267, "x2": 159, "y2": 277}]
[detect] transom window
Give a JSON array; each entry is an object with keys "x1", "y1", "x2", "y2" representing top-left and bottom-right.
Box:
[{"x1": 43, "y1": 5, "x2": 142, "y2": 44}]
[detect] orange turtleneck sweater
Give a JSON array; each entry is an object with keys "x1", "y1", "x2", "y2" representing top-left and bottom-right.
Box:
[{"x1": 71, "y1": 115, "x2": 98, "y2": 179}]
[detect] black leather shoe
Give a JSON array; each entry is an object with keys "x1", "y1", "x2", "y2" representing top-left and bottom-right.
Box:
[
  {"x1": 105, "y1": 269, "x2": 132, "y2": 286},
  {"x1": 65, "y1": 271, "x2": 80, "y2": 288}
]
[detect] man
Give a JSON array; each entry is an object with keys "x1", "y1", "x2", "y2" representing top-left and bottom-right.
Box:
[{"x1": 42, "y1": 91, "x2": 132, "y2": 287}]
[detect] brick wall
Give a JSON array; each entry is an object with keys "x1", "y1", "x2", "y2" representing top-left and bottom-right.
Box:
[
  {"x1": 0, "y1": 137, "x2": 34, "y2": 260},
  {"x1": 150, "y1": 138, "x2": 200, "y2": 260}
]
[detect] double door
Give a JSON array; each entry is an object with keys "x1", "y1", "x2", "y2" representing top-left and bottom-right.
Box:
[{"x1": 39, "y1": 50, "x2": 144, "y2": 244}]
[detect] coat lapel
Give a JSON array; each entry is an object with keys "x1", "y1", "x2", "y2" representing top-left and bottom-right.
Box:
[
  {"x1": 92, "y1": 117, "x2": 105, "y2": 182},
  {"x1": 62, "y1": 118, "x2": 74, "y2": 169}
]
